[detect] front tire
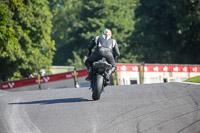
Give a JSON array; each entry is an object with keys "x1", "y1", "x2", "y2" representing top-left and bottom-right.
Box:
[{"x1": 92, "y1": 75, "x2": 103, "y2": 100}]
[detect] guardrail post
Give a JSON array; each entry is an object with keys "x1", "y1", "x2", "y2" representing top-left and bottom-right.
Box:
[
  {"x1": 139, "y1": 62, "x2": 145, "y2": 84},
  {"x1": 112, "y1": 72, "x2": 118, "y2": 86},
  {"x1": 73, "y1": 67, "x2": 79, "y2": 88},
  {"x1": 38, "y1": 73, "x2": 41, "y2": 90}
]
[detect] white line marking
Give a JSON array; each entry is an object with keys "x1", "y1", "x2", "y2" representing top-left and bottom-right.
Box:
[
  {"x1": 180, "y1": 82, "x2": 200, "y2": 86},
  {"x1": 5, "y1": 99, "x2": 41, "y2": 133}
]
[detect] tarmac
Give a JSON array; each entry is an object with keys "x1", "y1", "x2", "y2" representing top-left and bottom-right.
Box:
[{"x1": 0, "y1": 82, "x2": 200, "y2": 133}]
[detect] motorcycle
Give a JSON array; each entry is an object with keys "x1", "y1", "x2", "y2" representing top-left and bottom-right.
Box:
[{"x1": 90, "y1": 58, "x2": 112, "y2": 100}]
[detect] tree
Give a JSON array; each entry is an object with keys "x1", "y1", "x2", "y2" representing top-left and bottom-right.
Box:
[
  {"x1": 132, "y1": 0, "x2": 200, "y2": 64},
  {"x1": 178, "y1": 0, "x2": 200, "y2": 63},
  {"x1": 15, "y1": 0, "x2": 55, "y2": 76},
  {"x1": 0, "y1": 0, "x2": 24, "y2": 81},
  {"x1": 67, "y1": 51, "x2": 86, "y2": 69},
  {"x1": 78, "y1": 0, "x2": 138, "y2": 64},
  {"x1": 51, "y1": 0, "x2": 137, "y2": 67},
  {"x1": 0, "y1": 0, "x2": 55, "y2": 81},
  {"x1": 49, "y1": 0, "x2": 83, "y2": 65}
]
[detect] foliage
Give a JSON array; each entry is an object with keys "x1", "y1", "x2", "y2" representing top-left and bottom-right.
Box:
[
  {"x1": 80, "y1": 0, "x2": 137, "y2": 63},
  {"x1": 0, "y1": 0, "x2": 24, "y2": 81},
  {"x1": 51, "y1": 0, "x2": 137, "y2": 67},
  {"x1": 67, "y1": 52, "x2": 86, "y2": 70},
  {"x1": 1, "y1": 0, "x2": 200, "y2": 81},
  {"x1": 49, "y1": 0, "x2": 83, "y2": 65},
  {"x1": 132, "y1": 0, "x2": 200, "y2": 64},
  {"x1": 0, "y1": 0, "x2": 55, "y2": 81}
]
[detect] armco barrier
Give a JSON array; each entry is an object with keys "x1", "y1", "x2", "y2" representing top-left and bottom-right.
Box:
[
  {"x1": 116, "y1": 64, "x2": 200, "y2": 85},
  {"x1": 1, "y1": 64, "x2": 200, "y2": 90},
  {"x1": 116, "y1": 64, "x2": 200, "y2": 72},
  {"x1": 1, "y1": 69, "x2": 88, "y2": 90}
]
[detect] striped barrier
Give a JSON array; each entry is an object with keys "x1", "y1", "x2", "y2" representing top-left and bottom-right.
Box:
[
  {"x1": 1, "y1": 64, "x2": 200, "y2": 90},
  {"x1": 1, "y1": 69, "x2": 88, "y2": 90}
]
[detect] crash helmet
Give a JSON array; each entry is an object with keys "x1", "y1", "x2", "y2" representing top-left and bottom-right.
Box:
[{"x1": 101, "y1": 28, "x2": 112, "y2": 38}]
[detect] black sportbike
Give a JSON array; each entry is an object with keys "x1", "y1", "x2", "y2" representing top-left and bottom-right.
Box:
[{"x1": 90, "y1": 58, "x2": 112, "y2": 100}]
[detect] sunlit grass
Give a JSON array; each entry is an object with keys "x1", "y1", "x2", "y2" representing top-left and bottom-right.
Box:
[{"x1": 185, "y1": 76, "x2": 200, "y2": 83}]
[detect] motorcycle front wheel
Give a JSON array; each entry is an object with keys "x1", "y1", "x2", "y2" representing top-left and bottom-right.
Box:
[{"x1": 92, "y1": 75, "x2": 103, "y2": 100}]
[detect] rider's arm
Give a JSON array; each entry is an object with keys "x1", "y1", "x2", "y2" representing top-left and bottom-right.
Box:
[
  {"x1": 112, "y1": 40, "x2": 120, "y2": 59},
  {"x1": 87, "y1": 38, "x2": 96, "y2": 53},
  {"x1": 87, "y1": 36, "x2": 100, "y2": 56}
]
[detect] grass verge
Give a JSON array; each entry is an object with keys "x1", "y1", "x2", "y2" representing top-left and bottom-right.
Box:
[{"x1": 185, "y1": 76, "x2": 200, "y2": 83}]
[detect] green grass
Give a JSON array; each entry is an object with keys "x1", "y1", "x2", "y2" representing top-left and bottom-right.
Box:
[{"x1": 185, "y1": 76, "x2": 200, "y2": 83}]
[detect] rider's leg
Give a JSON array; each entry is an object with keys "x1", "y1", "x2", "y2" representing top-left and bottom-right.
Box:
[
  {"x1": 85, "y1": 59, "x2": 93, "y2": 81},
  {"x1": 85, "y1": 52, "x2": 102, "y2": 81},
  {"x1": 102, "y1": 53, "x2": 116, "y2": 81}
]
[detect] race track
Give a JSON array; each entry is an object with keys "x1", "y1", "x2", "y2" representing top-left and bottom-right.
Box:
[{"x1": 0, "y1": 83, "x2": 200, "y2": 133}]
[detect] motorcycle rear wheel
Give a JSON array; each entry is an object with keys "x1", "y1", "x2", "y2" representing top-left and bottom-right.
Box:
[{"x1": 92, "y1": 75, "x2": 103, "y2": 100}]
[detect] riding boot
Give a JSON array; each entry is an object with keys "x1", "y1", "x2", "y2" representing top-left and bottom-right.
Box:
[{"x1": 86, "y1": 68, "x2": 93, "y2": 81}]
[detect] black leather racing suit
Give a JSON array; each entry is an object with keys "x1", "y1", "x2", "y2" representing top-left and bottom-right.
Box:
[{"x1": 85, "y1": 35, "x2": 120, "y2": 75}]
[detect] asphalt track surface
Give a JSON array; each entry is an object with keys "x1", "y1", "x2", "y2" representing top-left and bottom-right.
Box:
[{"x1": 0, "y1": 82, "x2": 200, "y2": 133}]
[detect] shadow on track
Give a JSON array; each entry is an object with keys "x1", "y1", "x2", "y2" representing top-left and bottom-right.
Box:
[{"x1": 9, "y1": 98, "x2": 92, "y2": 105}]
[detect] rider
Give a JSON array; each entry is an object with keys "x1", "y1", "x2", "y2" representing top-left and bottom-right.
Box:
[{"x1": 85, "y1": 28, "x2": 120, "y2": 81}]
